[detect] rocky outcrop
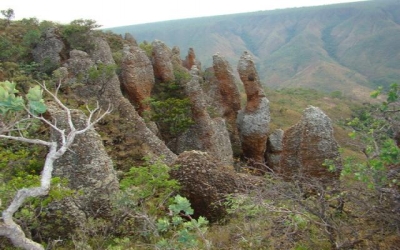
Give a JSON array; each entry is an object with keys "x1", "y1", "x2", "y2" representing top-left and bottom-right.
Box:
[
  {"x1": 237, "y1": 51, "x2": 270, "y2": 168},
  {"x1": 124, "y1": 33, "x2": 138, "y2": 46},
  {"x1": 120, "y1": 45, "x2": 155, "y2": 115},
  {"x1": 32, "y1": 27, "x2": 65, "y2": 73},
  {"x1": 50, "y1": 104, "x2": 119, "y2": 217},
  {"x1": 63, "y1": 49, "x2": 94, "y2": 83},
  {"x1": 183, "y1": 48, "x2": 201, "y2": 71},
  {"x1": 265, "y1": 129, "x2": 284, "y2": 171},
  {"x1": 42, "y1": 103, "x2": 119, "y2": 238},
  {"x1": 152, "y1": 40, "x2": 175, "y2": 82},
  {"x1": 279, "y1": 106, "x2": 342, "y2": 182},
  {"x1": 65, "y1": 37, "x2": 177, "y2": 166},
  {"x1": 176, "y1": 66, "x2": 233, "y2": 166},
  {"x1": 170, "y1": 151, "x2": 262, "y2": 222},
  {"x1": 211, "y1": 53, "x2": 242, "y2": 155}
]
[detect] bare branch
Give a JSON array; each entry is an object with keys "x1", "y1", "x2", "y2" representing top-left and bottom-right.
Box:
[
  {"x1": 76, "y1": 103, "x2": 112, "y2": 135},
  {"x1": 37, "y1": 81, "x2": 75, "y2": 131},
  {"x1": 0, "y1": 134, "x2": 52, "y2": 147}
]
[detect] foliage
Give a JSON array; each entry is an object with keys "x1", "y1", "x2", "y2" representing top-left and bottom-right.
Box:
[
  {"x1": 1, "y1": 8, "x2": 14, "y2": 26},
  {"x1": 88, "y1": 63, "x2": 117, "y2": 83},
  {"x1": 155, "y1": 195, "x2": 210, "y2": 250},
  {"x1": 145, "y1": 68, "x2": 194, "y2": 138},
  {"x1": 144, "y1": 97, "x2": 194, "y2": 136},
  {"x1": 120, "y1": 158, "x2": 180, "y2": 204},
  {"x1": 0, "y1": 80, "x2": 46, "y2": 115},
  {"x1": 60, "y1": 19, "x2": 101, "y2": 51},
  {"x1": 139, "y1": 41, "x2": 153, "y2": 58},
  {"x1": 345, "y1": 83, "x2": 400, "y2": 188}
]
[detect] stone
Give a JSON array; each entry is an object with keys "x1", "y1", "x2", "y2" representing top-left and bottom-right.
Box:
[
  {"x1": 124, "y1": 33, "x2": 138, "y2": 46},
  {"x1": 65, "y1": 37, "x2": 177, "y2": 166},
  {"x1": 32, "y1": 27, "x2": 66, "y2": 73},
  {"x1": 42, "y1": 103, "x2": 119, "y2": 238},
  {"x1": 151, "y1": 40, "x2": 175, "y2": 82},
  {"x1": 176, "y1": 66, "x2": 233, "y2": 166},
  {"x1": 170, "y1": 151, "x2": 262, "y2": 222},
  {"x1": 265, "y1": 129, "x2": 284, "y2": 171},
  {"x1": 64, "y1": 49, "x2": 94, "y2": 82},
  {"x1": 237, "y1": 51, "x2": 270, "y2": 168},
  {"x1": 183, "y1": 48, "x2": 201, "y2": 71},
  {"x1": 212, "y1": 53, "x2": 242, "y2": 155},
  {"x1": 120, "y1": 45, "x2": 155, "y2": 115},
  {"x1": 50, "y1": 104, "x2": 119, "y2": 217},
  {"x1": 279, "y1": 106, "x2": 342, "y2": 182}
]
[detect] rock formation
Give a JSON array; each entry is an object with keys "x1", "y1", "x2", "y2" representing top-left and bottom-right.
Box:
[
  {"x1": 32, "y1": 27, "x2": 65, "y2": 73},
  {"x1": 151, "y1": 40, "x2": 175, "y2": 82},
  {"x1": 42, "y1": 103, "x2": 119, "y2": 238},
  {"x1": 120, "y1": 44, "x2": 155, "y2": 115},
  {"x1": 279, "y1": 106, "x2": 342, "y2": 182},
  {"x1": 237, "y1": 51, "x2": 270, "y2": 168},
  {"x1": 63, "y1": 49, "x2": 94, "y2": 83},
  {"x1": 211, "y1": 53, "x2": 242, "y2": 155},
  {"x1": 124, "y1": 33, "x2": 138, "y2": 46},
  {"x1": 50, "y1": 104, "x2": 119, "y2": 215},
  {"x1": 65, "y1": 37, "x2": 177, "y2": 166},
  {"x1": 183, "y1": 48, "x2": 201, "y2": 71},
  {"x1": 176, "y1": 66, "x2": 233, "y2": 165},
  {"x1": 170, "y1": 151, "x2": 262, "y2": 222},
  {"x1": 265, "y1": 129, "x2": 284, "y2": 171}
]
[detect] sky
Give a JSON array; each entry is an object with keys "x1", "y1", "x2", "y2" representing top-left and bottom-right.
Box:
[{"x1": 0, "y1": 0, "x2": 366, "y2": 28}]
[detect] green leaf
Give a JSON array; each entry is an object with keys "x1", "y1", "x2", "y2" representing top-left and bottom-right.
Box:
[
  {"x1": 156, "y1": 218, "x2": 170, "y2": 232},
  {"x1": 26, "y1": 85, "x2": 43, "y2": 102},
  {"x1": 29, "y1": 100, "x2": 47, "y2": 115},
  {"x1": 169, "y1": 195, "x2": 194, "y2": 215}
]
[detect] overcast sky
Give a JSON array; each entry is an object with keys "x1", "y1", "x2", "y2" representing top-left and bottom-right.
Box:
[{"x1": 0, "y1": 0, "x2": 366, "y2": 28}]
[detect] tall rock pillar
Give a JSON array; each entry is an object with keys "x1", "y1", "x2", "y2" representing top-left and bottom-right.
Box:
[{"x1": 237, "y1": 52, "x2": 270, "y2": 169}]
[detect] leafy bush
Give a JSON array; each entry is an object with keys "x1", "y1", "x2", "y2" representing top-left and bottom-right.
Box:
[
  {"x1": 144, "y1": 97, "x2": 194, "y2": 136},
  {"x1": 345, "y1": 83, "x2": 400, "y2": 188},
  {"x1": 155, "y1": 195, "x2": 210, "y2": 250},
  {"x1": 60, "y1": 19, "x2": 100, "y2": 51}
]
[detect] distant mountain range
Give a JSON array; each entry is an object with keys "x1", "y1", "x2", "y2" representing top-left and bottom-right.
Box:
[{"x1": 109, "y1": 0, "x2": 400, "y2": 98}]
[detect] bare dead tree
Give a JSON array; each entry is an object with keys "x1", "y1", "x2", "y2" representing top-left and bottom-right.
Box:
[{"x1": 0, "y1": 81, "x2": 111, "y2": 250}]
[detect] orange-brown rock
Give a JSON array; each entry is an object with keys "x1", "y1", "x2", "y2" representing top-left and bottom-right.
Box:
[
  {"x1": 151, "y1": 40, "x2": 175, "y2": 82},
  {"x1": 183, "y1": 48, "x2": 201, "y2": 71},
  {"x1": 177, "y1": 66, "x2": 233, "y2": 166},
  {"x1": 120, "y1": 44, "x2": 154, "y2": 115},
  {"x1": 237, "y1": 51, "x2": 270, "y2": 167},
  {"x1": 212, "y1": 53, "x2": 242, "y2": 155},
  {"x1": 279, "y1": 106, "x2": 342, "y2": 182},
  {"x1": 170, "y1": 151, "x2": 262, "y2": 222}
]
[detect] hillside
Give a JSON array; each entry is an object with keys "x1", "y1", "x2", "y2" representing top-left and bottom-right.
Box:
[{"x1": 109, "y1": 0, "x2": 400, "y2": 98}]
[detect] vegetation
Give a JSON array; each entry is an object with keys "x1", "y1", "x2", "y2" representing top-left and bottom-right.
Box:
[{"x1": 1, "y1": 9, "x2": 14, "y2": 26}]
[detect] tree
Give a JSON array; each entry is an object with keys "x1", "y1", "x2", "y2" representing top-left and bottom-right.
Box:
[
  {"x1": 1, "y1": 8, "x2": 15, "y2": 26},
  {"x1": 345, "y1": 83, "x2": 399, "y2": 188},
  {"x1": 0, "y1": 81, "x2": 111, "y2": 250}
]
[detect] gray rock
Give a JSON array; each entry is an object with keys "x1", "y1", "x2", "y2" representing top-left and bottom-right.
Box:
[
  {"x1": 237, "y1": 51, "x2": 270, "y2": 167},
  {"x1": 177, "y1": 66, "x2": 233, "y2": 166},
  {"x1": 279, "y1": 106, "x2": 342, "y2": 182},
  {"x1": 32, "y1": 28, "x2": 65, "y2": 73}
]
